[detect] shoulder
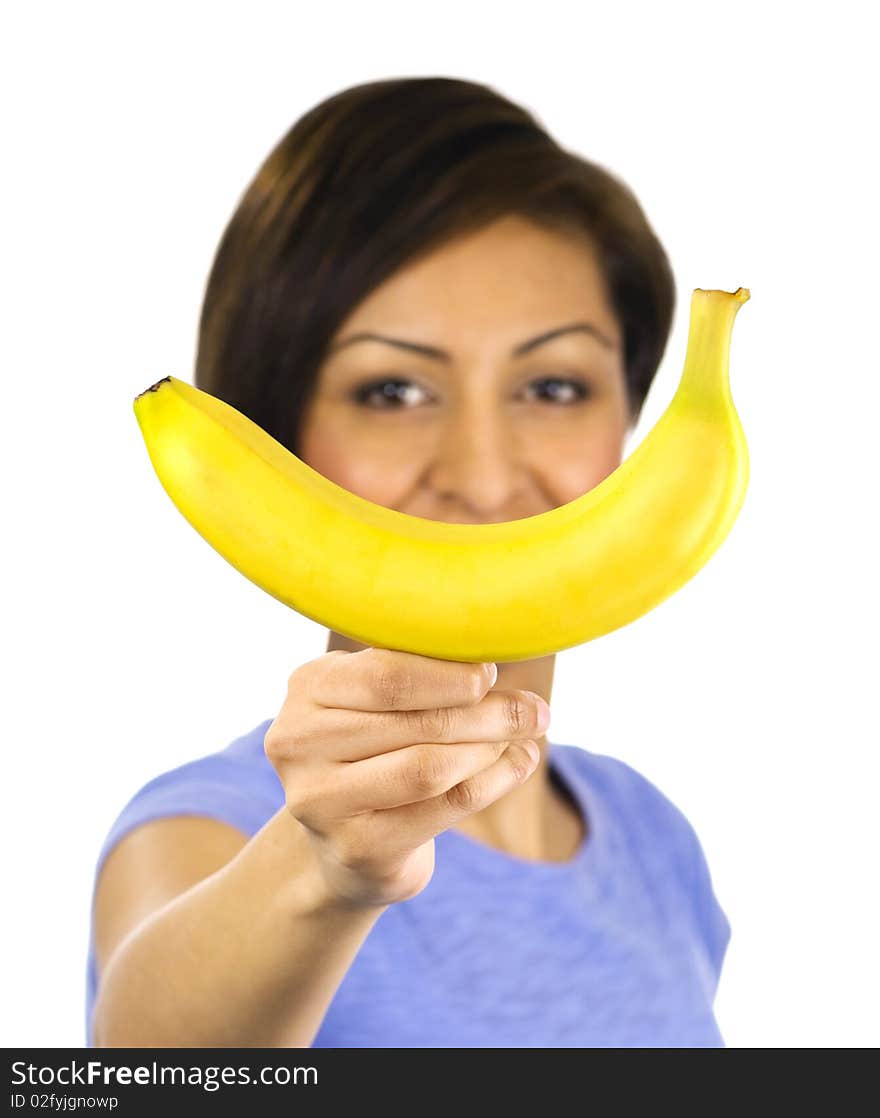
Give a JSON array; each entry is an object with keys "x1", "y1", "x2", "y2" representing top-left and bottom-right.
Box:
[
  {"x1": 553, "y1": 742, "x2": 732, "y2": 976},
  {"x1": 92, "y1": 718, "x2": 283, "y2": 882},
  {"x1": 553, "y1": 741, "x2": 694, "y2": 849},
  {"x1": 124, "y1": 717, "x2": 281, "y2": 820}
]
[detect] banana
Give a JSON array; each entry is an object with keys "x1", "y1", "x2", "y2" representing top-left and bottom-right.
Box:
[{"x1": 133, "y1": 287, "x2": 750, "y2": 663}]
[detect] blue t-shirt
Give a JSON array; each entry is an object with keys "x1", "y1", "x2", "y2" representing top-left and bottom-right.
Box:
[{"x1": 85, "y1": 719, "x2": 731, "y2": 1048}]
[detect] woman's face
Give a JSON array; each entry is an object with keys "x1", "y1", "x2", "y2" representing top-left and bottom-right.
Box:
[{"x1": 299, "y1": 214, "x2": 634, "y2": 524}]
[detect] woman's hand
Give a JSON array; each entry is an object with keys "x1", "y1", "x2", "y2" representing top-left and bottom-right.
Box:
[{"x1": 264, "y1": 647, "x2": 548, "y2": 910}]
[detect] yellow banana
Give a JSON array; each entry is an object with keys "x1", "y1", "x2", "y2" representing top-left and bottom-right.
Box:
[{"x1": 133, "y1": 286, "x2": 750, "y2": 663}]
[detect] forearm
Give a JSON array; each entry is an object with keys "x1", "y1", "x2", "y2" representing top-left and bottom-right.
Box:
[{"x1": 92, "y1": 806, "x2": 388, "y2": 1048}]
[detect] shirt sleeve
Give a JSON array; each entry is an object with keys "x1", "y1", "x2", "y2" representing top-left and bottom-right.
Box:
[
  {"x1": 654, "y1": 787, "x2": 732, "y2": 991},
  {"x1": 92, "y1": 748, "x2": 281, "y2": 890},
  {"x1": 682, "y1": 814, "x2": 732, "y2": 982},
  {"x1": 595, "y1": 752, "x2": 732, "y2": 992}
]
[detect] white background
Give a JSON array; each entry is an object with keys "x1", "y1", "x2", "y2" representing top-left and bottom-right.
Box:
[{"x1": 3, "y1": 1, "x2": 877, "y2": 1048}]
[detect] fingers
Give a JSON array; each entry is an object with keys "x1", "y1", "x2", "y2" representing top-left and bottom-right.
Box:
[
  {"x1": 289, "y1": 687, "x2": 547, "y2": 764},
  {"x1": 301, "y1": 647, "x2": 495, "y2": 712},
  {"x1": 265, "y1": 647, "x2": 549, "y2": 906},
  {"x1": 289, "y1": 739, "x2": 519, "y2": 821},
  {"x1": 366, "y1": 741, "x2": 541, "y2": 857}
]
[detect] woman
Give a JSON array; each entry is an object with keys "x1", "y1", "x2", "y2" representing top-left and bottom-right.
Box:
[{"x1": 87, "y1": 76, "x2": 730, "y2": 1047}]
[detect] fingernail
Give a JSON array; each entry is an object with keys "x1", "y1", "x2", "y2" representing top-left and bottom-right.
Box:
[
  {"x1": 524, "y1": 692, "x2": 551, "y2": 731},
  {"x1": 485, "y1": 662, "x2": 498, "y2": 687}
]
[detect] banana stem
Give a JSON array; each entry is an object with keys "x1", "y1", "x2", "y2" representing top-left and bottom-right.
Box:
[{"x1": 676, "y1": 287, "x2": 750, "y2": 414}]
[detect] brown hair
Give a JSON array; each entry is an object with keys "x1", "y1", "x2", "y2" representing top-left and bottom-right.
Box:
[{"x1": 194, "y1": 76, "x2": 675, "y2": 455}]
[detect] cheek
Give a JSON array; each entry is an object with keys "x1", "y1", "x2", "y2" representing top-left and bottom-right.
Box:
[
  {"x1": 535, "y1": 424, "x2": 626, "y2": 502},
  {"x1": 299, "y1": 408, "x2": 424, "y2": 505}
]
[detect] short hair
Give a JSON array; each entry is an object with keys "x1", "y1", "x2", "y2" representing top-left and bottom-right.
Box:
[{"x1": 194, "y1": 76, "x2": 675, "y2": 455}]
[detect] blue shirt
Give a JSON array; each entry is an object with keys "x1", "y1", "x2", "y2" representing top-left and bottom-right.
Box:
[{"x1": 85, "y1": 718, "x2": 731, "y2": 1047}]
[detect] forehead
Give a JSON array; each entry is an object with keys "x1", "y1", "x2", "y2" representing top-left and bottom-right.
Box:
[{"x1": 330, "y1": 215, "x2": 621, "y2": 351}]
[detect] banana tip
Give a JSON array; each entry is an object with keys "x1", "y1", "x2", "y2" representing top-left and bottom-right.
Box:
[
  {"x1": 694, "y1": 287, "x2": 751, "y2": 303},
  {"x1": 134, "y1": 376, "x2": 173, "y2": 403}
]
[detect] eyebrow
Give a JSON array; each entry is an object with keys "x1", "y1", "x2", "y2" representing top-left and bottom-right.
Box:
[{"x1": 326, "y1": 321, "x2": 617, "y2": 361}]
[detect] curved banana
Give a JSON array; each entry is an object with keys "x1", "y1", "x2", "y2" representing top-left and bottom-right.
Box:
[{"x1": 133, "y1": 287, "x2": 750, "y2": 662}]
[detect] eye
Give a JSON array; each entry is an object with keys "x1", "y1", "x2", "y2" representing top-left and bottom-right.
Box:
[
  {"x1": 348, "y1": 374, "x2": 593, "y2": 410},
  {"x1": 521, "y1": 376, "x2": 592, "y2": 405},
  {"x1": 349, "y1": 377, "x2": 434, "y2": 409}
]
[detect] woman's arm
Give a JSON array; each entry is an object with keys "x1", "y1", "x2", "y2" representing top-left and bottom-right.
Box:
[{"x1": 92, "y1": 804, "x2": 388, "y2": 1047}]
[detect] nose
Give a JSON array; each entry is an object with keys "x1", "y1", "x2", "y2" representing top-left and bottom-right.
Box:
[{"x1": 426, "y1": 396, "x2": 526, "y2": 521}]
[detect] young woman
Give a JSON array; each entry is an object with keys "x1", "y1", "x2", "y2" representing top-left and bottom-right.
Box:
[{"x1": 87, "y1": 76, "x2": 730, "y2": 1048}]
